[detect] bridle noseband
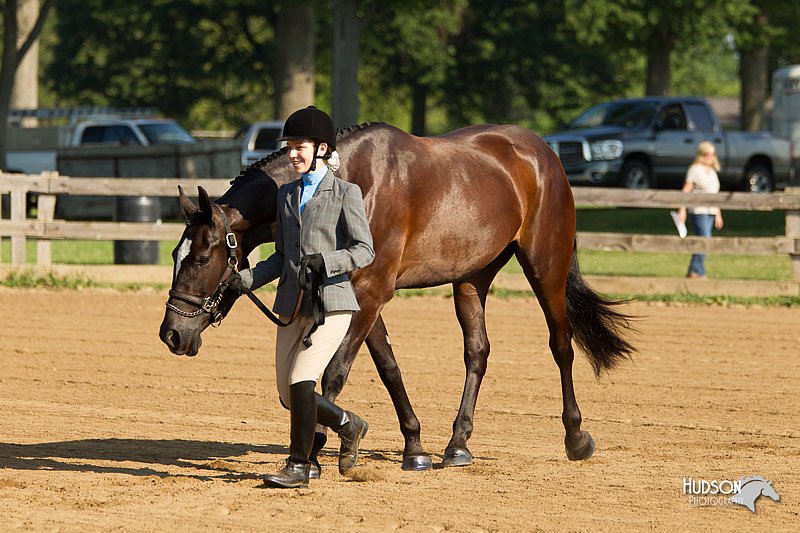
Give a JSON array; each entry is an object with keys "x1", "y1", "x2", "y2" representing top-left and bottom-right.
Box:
[{"x1": 165, "y1": 204, "x2": 239, "y2": 326}]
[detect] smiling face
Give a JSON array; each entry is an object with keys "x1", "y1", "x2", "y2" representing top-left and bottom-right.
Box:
[{"x1": 287, "y1": 138, "x2": 328, "y2": 174}]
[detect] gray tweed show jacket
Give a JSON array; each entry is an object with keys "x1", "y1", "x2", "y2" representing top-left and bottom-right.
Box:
[{"x1": 240, "y1": 169, "x2": 375, "y2": 316}]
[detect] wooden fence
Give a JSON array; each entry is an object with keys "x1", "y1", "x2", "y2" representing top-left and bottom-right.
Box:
[{"x1": 2, "y1": 172, "x2": 799, "y2": 282}]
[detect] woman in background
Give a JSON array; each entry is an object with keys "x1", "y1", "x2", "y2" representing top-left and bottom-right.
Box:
[{"x1": 677, "y1": 141, "x2": 724, "y2": 279}]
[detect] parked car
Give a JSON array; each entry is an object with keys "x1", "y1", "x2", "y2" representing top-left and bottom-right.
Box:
[
  {"x1": 6, "y1": 115, "x2": 196, "y2": 174},
  {"x1": 4, "y1": 109, "x2": 238, "y2": 221},
  {"x1": 71, "y1": 118, "x2": 197, "y2": 147},
  {"x1": 544, "y1": 97, "x2": 794, "y2": 192},
  {"x1": 234, "y1": 120, "x2": 284, "y2": 167}
]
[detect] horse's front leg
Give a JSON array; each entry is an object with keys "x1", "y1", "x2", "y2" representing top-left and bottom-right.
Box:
[
  {"x1": 318, "y1": 303, "x2": 431, "y2": 471},
  {"x1": 364, "y1": 315, "x2": 431, "y2": 470}
]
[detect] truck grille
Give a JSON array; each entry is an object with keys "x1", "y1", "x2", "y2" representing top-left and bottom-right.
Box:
[{"x1": 557, "y1": 141, "x2": 586, "y2": 165}]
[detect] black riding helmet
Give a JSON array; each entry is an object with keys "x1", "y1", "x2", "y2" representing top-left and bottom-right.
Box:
[{"x1": 279, "y1": 106, "x2": 336, "y2": 172}]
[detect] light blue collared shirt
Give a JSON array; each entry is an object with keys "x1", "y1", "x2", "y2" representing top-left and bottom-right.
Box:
[{"x1": 299, "y1": 166, "x2": 327, "y2": 214}]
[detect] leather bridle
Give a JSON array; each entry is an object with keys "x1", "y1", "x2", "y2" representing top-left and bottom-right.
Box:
[
  {"x1": 165, "y1": 204, "x2": 303, "y2": 328},
  {"x1": 165, "y1": 204, "x2": 240, "y2": 325}
]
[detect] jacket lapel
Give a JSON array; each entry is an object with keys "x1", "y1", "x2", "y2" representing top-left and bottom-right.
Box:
[{"x1": 286, "y1": 179, "x2": 303, "y2": 224}]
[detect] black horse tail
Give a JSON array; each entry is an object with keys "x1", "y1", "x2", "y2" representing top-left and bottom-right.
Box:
[{"x1": 566, "y1": 240, "x2": 636, "y2": 377}]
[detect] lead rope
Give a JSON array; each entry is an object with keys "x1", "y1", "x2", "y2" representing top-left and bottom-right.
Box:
[
  {"x1": 298, "y1": 255, "x2": 325, "y2": 347},
  {"x1": 244, "y1": 289, "x2": 304, "y2": 328}
]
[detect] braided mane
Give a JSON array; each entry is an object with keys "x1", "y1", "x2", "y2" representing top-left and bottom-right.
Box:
[
  {"x1": 335, "y1": 121, "x2": 385, "y2": 137},
  {"x1": 231, "y1": 121, "x2": 386, "y2": 184}
]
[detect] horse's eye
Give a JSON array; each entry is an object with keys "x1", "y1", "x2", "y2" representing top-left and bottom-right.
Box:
[{"x1": 197, "y1": 256, "x2": 210, "y2": 265}]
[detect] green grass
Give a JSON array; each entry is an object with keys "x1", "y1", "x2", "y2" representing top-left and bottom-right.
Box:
[
  {"x1": 1, "y1": 269, "x2": 97, "y2": 289},
  {"x1": 1, "y1": 207, "x2": 795, "y2": 286},
  {"x1": 0, "y1": 239, "x2": 278, "y2": 266},
  {"x1": 578, "y1": 250, "x2": 791, "y2": 280},
  {"x1": 499, "y1": 249, "x2": 792, "y2": 282},
  {"x1": 575, "y1": 207, "x2": 786, "y2": 237},
  {"x1": 3, "y1": 268, "x2": 796, "y2": 306},
  {"x1": 1, "y1": 239, "x2": 187, "y2": 265}
]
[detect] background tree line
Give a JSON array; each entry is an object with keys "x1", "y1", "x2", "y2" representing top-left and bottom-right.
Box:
[{"x1": 4, "y1": 0, "x2": 800, "y2": 146}]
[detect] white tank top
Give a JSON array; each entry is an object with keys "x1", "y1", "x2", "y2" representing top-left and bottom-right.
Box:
[{"x1": 685, "y1": 163, "x2": 720, "y2": 215}]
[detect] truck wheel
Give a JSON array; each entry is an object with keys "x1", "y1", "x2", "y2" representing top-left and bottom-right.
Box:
[
  {"x1": 621, "y1": 160, "x2": 654, "y2": 189},
  {"x1": 744, "y1": 164, "x2": 773, "y2": 193}
]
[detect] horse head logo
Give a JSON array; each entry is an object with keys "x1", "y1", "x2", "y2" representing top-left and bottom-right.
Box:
[{"x1": 730, "y1": 476, "x2": 780, "y2": 513}]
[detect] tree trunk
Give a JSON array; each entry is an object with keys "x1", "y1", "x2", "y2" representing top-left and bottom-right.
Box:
[
  {"x1": 411, "y1": 82, "x2": 427, "y2": 136},
  {"x1": 273, "y1": 2, "x2": 316, "y2": 120},
  {"x1": 0, "y1": 1, "x2": 22, "y2": 171},
  {"x1": 11, "y1": 0, "x2": 40, "y2": 126},
  {"x1": 739, "y1": 7, "x2": 770, "y2": 132},
  {"x1": 740, "y1": 47, "x2": 768, "y2": 132},
  {"x1": 645, "y1": 27, "x2": 672, "y2": 96},
  {"x1": 0, "y1": 0, "x2": 53, "y2": 171},
  {"x1": 332, "y1": 0, "x2": 363, "y2": 129}
]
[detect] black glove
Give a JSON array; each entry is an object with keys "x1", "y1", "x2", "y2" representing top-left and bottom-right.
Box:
[
  {"x1": 221, "y1": 272, "x2": 247, "y2": 296},
  {"x1": 302, "y1": 253, "x2": 325, "y2": 276}
]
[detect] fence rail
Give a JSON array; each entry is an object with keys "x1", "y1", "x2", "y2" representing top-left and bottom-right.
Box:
[{"x1": 2, "y1": 172, "x2": 799, "y2": 280}]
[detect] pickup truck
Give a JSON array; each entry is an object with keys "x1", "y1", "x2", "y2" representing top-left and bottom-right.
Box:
[{"x1": 543, "y1": 97, "x2": 794, "y2": 192}]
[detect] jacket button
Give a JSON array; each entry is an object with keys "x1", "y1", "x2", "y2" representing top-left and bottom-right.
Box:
[{"x1": 295, "y1": 242, "x2": 300, "y2": 248}]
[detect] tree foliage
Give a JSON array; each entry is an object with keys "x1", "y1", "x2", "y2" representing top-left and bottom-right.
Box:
[
  {"x1": 443, "y1": 1, "x2": 642, "y2": 133},
  {"x1": 45, "y1": 0, "x2": 278, "y2": 130},
  {"x1": 565, "y1": 0, "x2": 752, "y2": 97},
  {"x1": 27, "y1": 0, "x2": 800, "y2": 137}
]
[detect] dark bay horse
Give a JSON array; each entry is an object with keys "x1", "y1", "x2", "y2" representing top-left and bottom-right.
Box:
[{"x1": 159, "y1": 122, "x2": 635, "y2": 470}]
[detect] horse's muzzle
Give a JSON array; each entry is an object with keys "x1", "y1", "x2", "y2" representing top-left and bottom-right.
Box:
[{"x1": 159, "y1": 316, "x2": 202, "y2": 356}]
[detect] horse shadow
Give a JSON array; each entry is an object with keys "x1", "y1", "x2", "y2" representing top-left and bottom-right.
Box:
[
  {"x1": 0, "y1": 439, "x2": 430, "y2": 480},
  {"x1": 0, "y1": 439, "x2": 289, "y2": 482}
]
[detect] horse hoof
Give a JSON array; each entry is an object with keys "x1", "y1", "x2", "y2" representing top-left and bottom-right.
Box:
[
  {"x1": 401, "y1": 454, "x2": 433, "y2": 471},
  {"x1": 565, "y1": 432, "x2": 595, "y2": 461},
  {"x1": 442, "y1": 447, "x2": 473, "y2": 467}
]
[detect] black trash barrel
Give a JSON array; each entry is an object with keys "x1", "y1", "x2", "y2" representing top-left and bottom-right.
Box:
[
  {"x1": 791, "y1": 159, "x2": 800, "y2": 187},
  {"x1": 114, "y1": 196, "x2": 160, "y2": 264}
]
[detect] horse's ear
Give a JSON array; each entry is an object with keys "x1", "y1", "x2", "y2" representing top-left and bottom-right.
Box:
[
  {"x1": 197, "y1": 186, "x2": 214, "y2": 221},
  {"x1": 178, "y1": 185, "x2": 200, "y2": 221}
]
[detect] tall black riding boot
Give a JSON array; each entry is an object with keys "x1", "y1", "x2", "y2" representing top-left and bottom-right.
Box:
[
  {"x1": 315, "y1": 393, "x2": 369, "y2": 474},
  {"x1": 308, "y1": 431, "x2": 327, "y2": 480},
  {"x1": 263, "y1": 381, "x2": 316, "y2": 488}
]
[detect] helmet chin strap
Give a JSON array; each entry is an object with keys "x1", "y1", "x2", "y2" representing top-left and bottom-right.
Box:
[
  {"x1": 303, "y1": 140, "x2": 328, "y2": 174},
  {"x1": 307, "y1": 140, "x2": 320, "y2": 172}
]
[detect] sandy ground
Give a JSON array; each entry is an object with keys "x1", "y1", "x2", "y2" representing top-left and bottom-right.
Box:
[{"x1": 1, "y1": 287, "x2": 798, "y2": 531}]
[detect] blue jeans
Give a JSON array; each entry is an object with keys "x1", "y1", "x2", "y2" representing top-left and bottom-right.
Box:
[{"x1": 688, "y1": 213, "x2": 714, "y2": 276}]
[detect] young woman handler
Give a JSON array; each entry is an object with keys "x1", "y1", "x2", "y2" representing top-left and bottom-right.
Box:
[{"x1": 224, "y1": 106, "x2": 375, "y2": 488}]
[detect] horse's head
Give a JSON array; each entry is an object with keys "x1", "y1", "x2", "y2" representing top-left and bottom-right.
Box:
[
  {"x1": 159, "y1": 185, "x2": 246, "y2": 356},
  {"x1": 761, "y1": 480, "x2": 780, "y2": 502}
]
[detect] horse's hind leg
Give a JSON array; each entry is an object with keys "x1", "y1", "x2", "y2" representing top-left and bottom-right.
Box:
[
  {"x1": 442, "y1": 251, "x2": 511, "y2": 467},
  {"x1": 514, "y1": 244, "x2": 595, "y2": 461}
]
